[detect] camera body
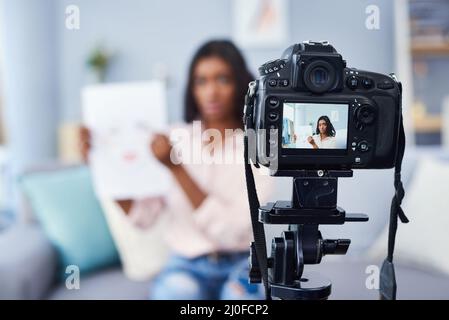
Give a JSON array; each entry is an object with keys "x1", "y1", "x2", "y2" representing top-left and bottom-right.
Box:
[{"x1": 246, "y1": 41, "x2": 402, "y2": 171}]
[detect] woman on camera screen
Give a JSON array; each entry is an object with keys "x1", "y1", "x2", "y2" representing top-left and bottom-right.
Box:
[{"x1": 307, "y1": 115, "x2": 337, "y2": 149}]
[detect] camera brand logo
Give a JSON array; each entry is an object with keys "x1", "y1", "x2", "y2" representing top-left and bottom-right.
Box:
[
  {"x1": 365, "y1": 265, "x2": 380, "y2": 290},
  {"x1": 365, "y1": 5, "x2": 380, "y2": 30},
  {"x1": 65, "y1": 265, "x2": 80, "y2": 290},
  {"x1": 65, "y1": 5, "x2": 80, "y2": 30}
]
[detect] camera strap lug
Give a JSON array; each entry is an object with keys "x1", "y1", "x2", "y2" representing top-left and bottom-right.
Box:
[{"x1": 243, "y1": 81, "x2": 257, "y2": 129}]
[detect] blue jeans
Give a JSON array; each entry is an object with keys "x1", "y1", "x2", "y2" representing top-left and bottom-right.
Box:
[{"x1": 149, "y1": 252, "x2": 264, "y2": 300}]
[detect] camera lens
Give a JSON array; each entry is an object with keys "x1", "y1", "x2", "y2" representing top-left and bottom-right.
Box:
[{"x1": 303, "y1": 60, "x2": 336, "y2": 93}]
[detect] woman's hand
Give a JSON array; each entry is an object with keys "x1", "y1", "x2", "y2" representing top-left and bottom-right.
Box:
[
  {"x1": 151, "y1": 134, "x2": 176, "y2": 169},
  {"x1": 79, "y1": 126, "x2": 91, "y2": 163},
  {"x1": 151, "y1": 133, "x2": 207, "y2": 209},
  {"x1": 307, "y1": 136, "x2": 318, "y2": 149}
]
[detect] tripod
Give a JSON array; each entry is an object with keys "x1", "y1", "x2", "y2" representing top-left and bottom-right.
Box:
[{"x1": 249, "y1": 169, "x2": 368, "y2": 300}]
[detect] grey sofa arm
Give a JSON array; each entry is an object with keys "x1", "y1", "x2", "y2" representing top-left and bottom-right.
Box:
[{"x1": 0, "y1": 223, "x2": 57, "y2": 299}]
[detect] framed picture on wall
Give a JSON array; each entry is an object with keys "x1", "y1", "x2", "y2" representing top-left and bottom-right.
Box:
[{"x1": 232, "y1": 0, "x2": 289, "y2": 48}]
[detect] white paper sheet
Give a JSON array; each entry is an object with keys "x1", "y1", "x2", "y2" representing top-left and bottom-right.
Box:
[{"x1": 82, "y1": 81, "x2": 171, "y2": 199}]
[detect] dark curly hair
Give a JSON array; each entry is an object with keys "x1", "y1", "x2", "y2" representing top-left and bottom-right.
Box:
[
  {"x1": 315, "y1": 115, "x2": 336, "y2": 137},
  {"x1": 184, "y1": 40, "x2": 253, "y2": 127}
]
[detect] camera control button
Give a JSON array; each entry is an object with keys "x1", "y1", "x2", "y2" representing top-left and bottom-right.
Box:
[
  {"x1": 362, "y1": 78, "x2": 374, "y2": 89},
  {"x1": 269, "y1": 79, "x2": 277, "y2": 87},
  {"x1": 279, "y1": 79, "x2": 289, "y2": 87},
  {"x1": 268, "y1": 112, "x2": 279, "y2": 121},
  {"x1": 357, "y1": 141, "x2": 369, "y2": 152},
  {"x1": 356, "y1": 105, "x2": 376, "y2": 125},
  {"x1": 268, "y1": 97, "x2": 279, "y2": 108},
  {"x1": 258, "y1": 59, "x2": 286, "y2": 76},
  {"x1": 347, "y1": 76, "x2": 358, "y2": 90}
]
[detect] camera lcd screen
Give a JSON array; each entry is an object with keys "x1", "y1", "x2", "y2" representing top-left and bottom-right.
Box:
[{"x1": 282, "y1": 102, "x2": 349, "y2": 150}]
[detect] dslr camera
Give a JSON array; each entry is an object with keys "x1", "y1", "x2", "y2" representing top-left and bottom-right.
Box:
[
  {"x1": 245, "y1": 40, "x2": 402, "y2": 172},
  {"x1": 243, "y1": 41, "x2": 406, "y2": 300}
]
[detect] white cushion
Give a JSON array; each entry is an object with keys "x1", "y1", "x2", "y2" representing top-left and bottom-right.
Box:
[{"x1": 99, "y1": 197, "x2": 169, "y2": 281}]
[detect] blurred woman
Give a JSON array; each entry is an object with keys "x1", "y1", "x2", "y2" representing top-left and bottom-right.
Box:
[
  {"x1": 80, "y1": 40, "x2": 272, "y2": 300},
  {"x1": 307, "y1": 115, "x2": 337, "y2": 149}
]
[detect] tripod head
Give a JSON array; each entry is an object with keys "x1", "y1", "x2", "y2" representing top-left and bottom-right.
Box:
[{"x1": 249, "y1": 169, "x2": 368, "y2": 300}]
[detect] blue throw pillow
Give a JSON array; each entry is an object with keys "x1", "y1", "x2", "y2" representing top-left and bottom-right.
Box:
[{"x1": 19, "y1": 166, "x2": 119, "y2": 278}]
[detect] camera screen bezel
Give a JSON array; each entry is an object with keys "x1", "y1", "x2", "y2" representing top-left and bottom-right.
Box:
[{"x1": 279, "y1": 99, "x2": 351, "y2": 157}]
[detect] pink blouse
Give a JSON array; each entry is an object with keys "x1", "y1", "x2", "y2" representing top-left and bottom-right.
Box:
[{"x1": 127, "y1": 123, "x2": 273, "y2": 258}]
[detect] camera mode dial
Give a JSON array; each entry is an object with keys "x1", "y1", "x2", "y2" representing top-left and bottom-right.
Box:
[{"x1": 259, "y1": 59, "x2": 286, "y2": 76}]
